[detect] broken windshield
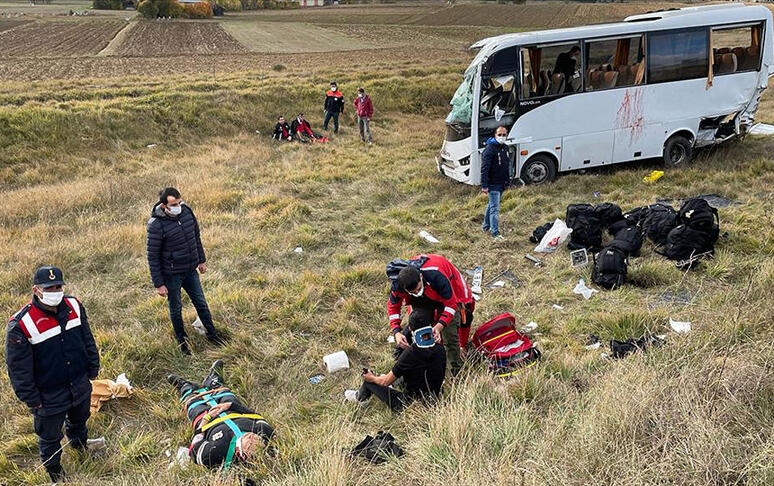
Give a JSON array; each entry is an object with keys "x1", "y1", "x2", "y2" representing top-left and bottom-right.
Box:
[{"x1": 445, "y1": 68, "x2": 475, "y2": 124}]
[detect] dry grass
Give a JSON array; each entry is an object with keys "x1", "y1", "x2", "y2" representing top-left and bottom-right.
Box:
[{"x1": 0, "y1": 3, "x2": 773, "y2": 485}]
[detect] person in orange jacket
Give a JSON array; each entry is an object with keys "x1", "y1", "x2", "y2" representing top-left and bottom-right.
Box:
[{"x1": 323, "y1": 81, "x2": 345, "y2": 134}]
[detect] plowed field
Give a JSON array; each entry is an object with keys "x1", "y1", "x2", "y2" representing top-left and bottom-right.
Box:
[
  {"x1": 0, "y1": 19, "x2": 126, "y2": 58},
  {"x1": 0, "y1": 19, "x2": 28, "y2": 33},
  {"x1": 111, "y1": 21, "x2": 248, "y2": 57}
]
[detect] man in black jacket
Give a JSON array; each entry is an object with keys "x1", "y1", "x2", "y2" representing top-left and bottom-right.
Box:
[
  {"x1": 168, "y1": 360, "x2": 274, "y2": 469},
  {"x1": 323, "y1": 81, "x2": 345, "y2": 134},
  {"x1": 5, "y1": 266, "x2": 100, "y2": 482},
  {"x1": 146, "y1": 187, "x2": 224, "y2": 355},
  {"x1": 481, "y1": 126, "x2": 511, "y2": 240}
]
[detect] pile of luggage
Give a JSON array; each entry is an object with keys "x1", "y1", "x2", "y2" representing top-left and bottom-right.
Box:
[{"x1": 533, "y1": 197, "x2": 721, "y2": 290}]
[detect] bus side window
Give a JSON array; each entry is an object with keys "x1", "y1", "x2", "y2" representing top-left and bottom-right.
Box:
[
  {"x1": 712, "y1": 24, "x2": 762, "y2": 73},
  {"x1": 648, "y1": 28, "x2": 708, "y2": 83},
  {"x1": 585, "y1": 35, "x2": 643, "y2": 90}
]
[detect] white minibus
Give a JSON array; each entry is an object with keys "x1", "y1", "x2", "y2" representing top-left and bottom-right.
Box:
[{"x1": 437, "y1": 4, "x2": 774, "y2": 185}]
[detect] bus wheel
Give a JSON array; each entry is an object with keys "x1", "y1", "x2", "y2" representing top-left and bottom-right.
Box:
[
  {"x1": 521, "y1": 155, "x2": 557, "y2": 184},
  {"x1": 663, "y1": 135, "x2": 693, "y2": 166}
]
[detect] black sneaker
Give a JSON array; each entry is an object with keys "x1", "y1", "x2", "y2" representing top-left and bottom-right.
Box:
[
  {"x1": 209, "y1": 359, "x2": 224, "y2": 375},
  {"x1": 179, "y1": 340, "x2": 192, "y2": 355},
  {"x1": 167, "y1": 374, "x2": 186, "y2": 388},
  {"x1": 207, "y1": 333, "x2": 227, "y2": 347},
  {"x1": 46, "y1": 464, "x2": 65, "y2": 482}
]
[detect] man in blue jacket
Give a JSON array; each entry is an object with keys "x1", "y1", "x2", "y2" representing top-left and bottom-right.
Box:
[
  {"x1": 5, "y1": 266, "x2": 100, "y2": 482},
  {"x1": 481, "y1": 126, "x2": 511, "y2": 240},
  {"x1": 147, "y1": 187, "x2": 225, "y2": 355}
]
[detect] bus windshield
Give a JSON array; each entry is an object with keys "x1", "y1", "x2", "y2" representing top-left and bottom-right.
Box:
[{"x1": 445, "y1": 69, "x2": 475, "y2": 124}]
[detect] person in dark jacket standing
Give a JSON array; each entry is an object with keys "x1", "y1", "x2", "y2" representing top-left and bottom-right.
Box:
[
  {"x1": 481, "y1": 126, "x2": 511, "y2": 240},
  {"x1": 353, "y1": 87, "x2": 374, "y2": 144},
  {"x1": 5, "y1": 266, "x2": 100, "y2": 482},
  {"x1": 323, "y1": 81, "x2": 345, "y2": 134},
  {"x1": 147, "y1": 187, "x2": 224, "y2": 355}
]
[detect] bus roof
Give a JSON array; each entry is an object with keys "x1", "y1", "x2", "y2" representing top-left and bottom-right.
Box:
[{"x1": 471, "y1": 4, "x2": 772, "y2": 57}]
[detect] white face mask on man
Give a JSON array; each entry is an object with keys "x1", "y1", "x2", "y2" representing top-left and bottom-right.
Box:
[
  {"x1": 496, "y1": 135, "x2": 507, "y2": 144},
  {"x1": 39, "y1": 290, "x2": 64, "y2": 307},
  {"x1": 167, "y1": 204, "x2": 182, "y2": 216}
]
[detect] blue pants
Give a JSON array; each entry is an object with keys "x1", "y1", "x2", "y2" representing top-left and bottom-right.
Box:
[
  {"x1": 165, "y1": 269, "x2": 217, "y2": 343},
  {"x1": 323, "y1": 111, "x2": 340, "y2": 133},
  {"x1": 482, "y1": 186, "x2": 504, "y2": 236},
  {"x1": 33, "y1": 397, "x2": 90, "y2": 468}
]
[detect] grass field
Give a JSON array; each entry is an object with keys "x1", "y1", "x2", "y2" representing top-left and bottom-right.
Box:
[{"x1": 1, "y1": 2, "x2": 773, "y2": 486}]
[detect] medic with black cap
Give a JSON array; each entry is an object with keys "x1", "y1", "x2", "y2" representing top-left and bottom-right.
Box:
[{"x1": 5, "y1": 266, "x2": 100, "y2": 482}]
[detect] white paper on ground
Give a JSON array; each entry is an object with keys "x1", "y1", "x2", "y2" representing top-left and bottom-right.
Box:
[
  {"x1": 419, "y1": 230, "x2": 440, "y2": 244},
  {"x1": 115, "y1": 373, "x2": 132, "y2": 391},
  {"x1": 490, "y1": 280, "x2": 506, "y2": 288},
  {"x1": 669, "y1": 318, "x2": 691, "y2": 333},
  {"x1": 323, "y1": 350, "x2": 350, "y2": 373},
  {"x1": 585, "y1": 342, "x2": 602, "y2": 350},
  {"x1": 552, "y1": 304, "x2": 564, "y2": 310},
  {"x1": 387, "y1": 335, "x2": 395, "y2": 343},
  {"x1": 294, "y1": 246, "x2": 303, "y2": 253},
  {"x1": 191, "y1": 316, "x2": 206, "y2": 336},
  {"x1": 522, "y1": 321, "x2": 538, "y2": 332},
  {"x1": 573, "y1": 278, "x2": 598, "y2": 300}
]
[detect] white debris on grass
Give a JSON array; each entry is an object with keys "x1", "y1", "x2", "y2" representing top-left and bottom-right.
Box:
[
  {"x1": 669, "y1": 318, "x2": 691, "y2": 334},
  {"x1": 191, "y1": 316, "x2": 206, "y2": 336},
  {"x1": 573, "y1": 278, "x2": 598, "y2": 300},
  {"x1": 521, "y1": 321, "x2": 538, "y2": 333},
  {"x1": 552, "y1": 304, "x2": 564, "y2": 310},
  {"x1": 294, "y1": 246, "x2": 303, "y2": 254},
  {"x1": 585, "y1": 342, "x2": 602, "y2": 350},
  {"x1": 419, "y1": 230, "x2": 440, "y2": 243}
]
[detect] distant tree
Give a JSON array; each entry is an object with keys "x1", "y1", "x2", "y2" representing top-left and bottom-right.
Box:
[{"x1": 137, "y1": 0, "x2": 159, "y2": 17}]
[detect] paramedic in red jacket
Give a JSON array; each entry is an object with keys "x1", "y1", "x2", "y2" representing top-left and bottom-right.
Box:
[
  {"x1": 387, "y1": 254, "x2": 474, "y2": 376},
  {"x1": 353, "y1": 87, "x2": 373, "y2": 143},
  {"x1": 5, "y1": 266, "x2": 100, "y2": 483}
]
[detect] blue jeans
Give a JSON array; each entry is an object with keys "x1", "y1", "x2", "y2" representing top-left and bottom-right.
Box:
[
  {"x1": 482, "y1": 185, "x2": 504, "y2": 236},
  {"x1": 323, "y1": 111, "x2": 340, "y2": 132},
  {"x1": 166, "y1": 269, "x2": 217, "y2": 342}
]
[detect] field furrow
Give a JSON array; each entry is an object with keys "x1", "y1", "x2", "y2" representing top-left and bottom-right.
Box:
[{"x1": 0, "y1": 19, "x2": 126, "y2": 58}]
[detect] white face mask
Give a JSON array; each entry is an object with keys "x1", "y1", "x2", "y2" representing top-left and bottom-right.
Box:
[
  {"x1": 167, "y1": 205, "x2": 182, "y2": 216},
  {"x1": 39, "y1": 290, "x2": 64, "y2": 307},
  {"x1": 407, "y1": 281, "x2": 424, "y2": 298},
  {"x1": 358, "y1": 93, "x2": 364, "y2": 98},
  {"x1": 496, "y1": 135, "x2": 507, "y2": 144}
]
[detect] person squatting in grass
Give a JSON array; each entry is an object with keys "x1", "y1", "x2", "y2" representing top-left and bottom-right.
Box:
[
  {"x1": 345, "y1": 307, "x2": 446, "y2": 411},
  {"x1": 323, "y1": 81, "x2": 345, "y2": 134},
  {"x1": 481, "y1": 125, "x2": 511, "y2": 240},
  {"x1": 146, "y1": 187, "x2": 225, "y2": 355},
  {"x1": 5, "y1": 266, "x2": 100, "y2": 483},
  {"x1": 387, "y1": 254, "x2": 475, "y2": 376},
  {"x1": 353, "y1": 87, "x2": 374, "y2": 144},
  {"x1": 168, "y1": 360, "x2": 274, "y2": 469},
  {"x1": 272, "y1": 115, "x2": 293, "y2": 141}
]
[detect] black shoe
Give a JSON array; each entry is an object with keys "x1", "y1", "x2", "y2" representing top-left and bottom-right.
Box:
[
  {"x1": 46, "y1": 464, "x2": 64, "y2": 482},
  {"x1": 179, "y1": 340, "x2": 191, "y2": 355},
  {"x1": 207, "y1": 333, "x2": 226, "y2": 347},
  {"x1": 209, "y1": 359, "x2": 224, "y2": 375},
  {"x1": 167, "y1": 374, "x2": 186, "y2": 389}
]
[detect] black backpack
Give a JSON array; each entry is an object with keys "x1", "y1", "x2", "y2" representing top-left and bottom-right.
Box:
[
  {"x1": 529, "y1": 221, "x2": 554, "y2": 244},
  {"x1": 607, "y1": 219, "x2": 628, "y2": 236},
  {"x1": 594, "y1": 202, "x2": 623, "y2": 228},
  {"x1": 678, "y1": 198, "x2": 719, "y2": 232},
  {"x1": 622, "y1": 206, "x2": 647, "y2": 227},
  {"x1": 610, "y1": 226, "x2": 643, "y2": 258},
  {"x1": 385, "y1": 256, "x2": 428, "y2": 282},
  {"x1": 661, "y1": 223, "x2": 719, "y2": 261},
  {"x1": 591, "y1": 246, "x2": 627, "y2": 290},
  {"x1": 642, "y1": 203, "x2": 678, "y2": 246},
  {"x1": 566, "y1": 203, "x2": 602, "y2": 251},
  {"x1": 351, "y1": 431, "x2": 404, "y2": 464}
]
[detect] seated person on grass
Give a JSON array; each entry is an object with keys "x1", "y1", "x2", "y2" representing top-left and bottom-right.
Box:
[
  {"x1": 290, "y1": 113, "x2": 328, "y2": 143},
  {"x1": 272, "y1": 115, "x2": 293, "y2": 141},
  {"x1": 168, "y1": 360, "x2": 274, "y2": 469},
  {"x1": 344, "y1": 308, "x2": 446, "y2": 412}
]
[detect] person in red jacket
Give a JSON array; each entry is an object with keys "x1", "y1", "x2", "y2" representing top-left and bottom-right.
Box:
[
  {"x1": 386, "y1": 254, "x2": 474, "y2": 376},
  {"x1": 353, "y1": 87, "x2": 374, "y2": 144}
]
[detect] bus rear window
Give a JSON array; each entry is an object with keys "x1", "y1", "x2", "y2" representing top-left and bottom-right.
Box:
[
  {"x1": 712, "y1": 24, "x2": 763, "y2": 73},
  {"x1": 648, "y1": 28, "x2": 708, "y2": 83}
]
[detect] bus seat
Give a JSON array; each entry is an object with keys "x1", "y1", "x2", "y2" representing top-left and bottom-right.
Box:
[
  {"x1": 601, "y1": 71, "x2": 619, "y2": 89},
  {"x1": 716, "y1": 53, "x2": 738, "y2": 74},
  {"x1": 522, "y1": 73, "x2": 532, "y2": 98},
  {"x1": 588, "y1": 70, "x2": 603, "y2": 90},
  {"x1": 744, "y1": 46, "x2": 759, "y2": 70},
  {"x1": 617, "y1": 65, "x2": 632, "y2": 86},
  {"x1": 548, "y1": 72, "x2": 565, "y2": 94},
  {"x1": 732, "y1": 47, "x2": 746, "y2": 68},
  {"x1": 716, "y1": 47, "x2": 731, "y2": 55}
]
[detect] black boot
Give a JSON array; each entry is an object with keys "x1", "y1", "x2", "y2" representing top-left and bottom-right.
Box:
[
  {"x1": 46, "y1": 463, "x2": 65, "y2": 482},
  {"x1": 178, "y1": 340, "x2": 191, "y2": 356},
  {"x1": 206, "y1": 332, "x2": 226, "y2": 347},
  {"x1": 167, "y1": 374, "x2": 187, "y2": 390}
]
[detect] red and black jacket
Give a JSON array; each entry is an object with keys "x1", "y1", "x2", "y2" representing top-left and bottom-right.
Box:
[
  {"x1": 5, "y1": 296, "x2": 100, "y2": 415},
  {"x1": 324, "y1": 90, "x2": 345, "y2": 113},
  {"x1": 387, "y1": 254, "x2": 473, "y2": 335}
]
